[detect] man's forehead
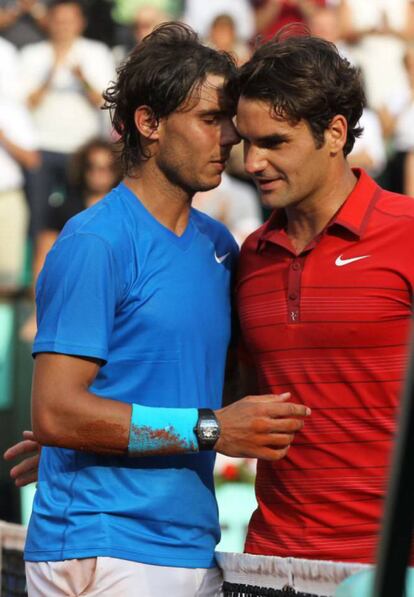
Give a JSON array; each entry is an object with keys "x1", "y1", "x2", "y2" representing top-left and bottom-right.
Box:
[
  {"x1": 236, "y1": 97, "x2": 289, "y2": 127},
  {"x1": 184, "y1": 74, "x2": 231, "y2": 112}
]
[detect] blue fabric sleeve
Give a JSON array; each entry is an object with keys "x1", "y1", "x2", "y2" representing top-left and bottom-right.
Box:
[{"x1": 33, "y1": 232, "x2": 122, "y2": 362}]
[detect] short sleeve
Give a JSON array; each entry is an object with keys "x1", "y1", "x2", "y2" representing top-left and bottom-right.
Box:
[{"x1": 33, "y1": 232, "x2": 123, "y2": 362}]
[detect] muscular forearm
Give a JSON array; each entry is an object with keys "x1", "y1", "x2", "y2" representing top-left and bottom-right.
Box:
[{"x1": 32, "y1": 356, "x2": 131, "y2": 455}]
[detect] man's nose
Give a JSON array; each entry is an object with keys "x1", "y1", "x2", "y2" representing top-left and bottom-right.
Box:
[
  {"x1": 244, "y1": 143, "x2": 266, "y2": 175},
  {"x1": 221, "y1": 119, "x2": 241, "y2": 147}
]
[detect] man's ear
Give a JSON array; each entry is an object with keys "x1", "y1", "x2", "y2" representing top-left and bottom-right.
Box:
[
  {"x1": 326, "y1": 114, "x2": 348, "y2": 155},
  {"x1": 134, "y1": 106, "x2": 160, "y2": 140}
]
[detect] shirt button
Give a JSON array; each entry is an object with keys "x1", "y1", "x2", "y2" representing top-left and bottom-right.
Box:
[
  {"x1": 289, "y1": 292, "x2": 297, "y2": 301},
  {"x1": 292, "y1": 262, "x2": 301, "y2": 271}
]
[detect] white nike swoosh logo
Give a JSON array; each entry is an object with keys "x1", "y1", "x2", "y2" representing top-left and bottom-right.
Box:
[
  {"x1": 335, "y1": 254, "x2": 370, "y2": 267},
  {"x1": 215, "y1": 252, "x2": 230, "y2": 264}
]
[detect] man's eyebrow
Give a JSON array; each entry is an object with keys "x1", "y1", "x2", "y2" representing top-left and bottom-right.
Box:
[
  {"x1": 237, "y1": 132, "x2": 290, "y2": 144},
  {"x1": 196, "y1": 108, "x2": 230, "y2": 117}
]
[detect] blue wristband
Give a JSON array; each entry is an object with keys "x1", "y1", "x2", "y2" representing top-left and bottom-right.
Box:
[{"x1": 128, "y1": 404, "x2": 199, "y2": 455}]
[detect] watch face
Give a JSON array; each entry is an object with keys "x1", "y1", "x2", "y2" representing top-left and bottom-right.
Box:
[{"x1": 200, "y1": 419, "x2": 220, "y2": 440}]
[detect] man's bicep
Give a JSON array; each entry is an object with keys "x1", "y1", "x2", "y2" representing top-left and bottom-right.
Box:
[{"x1": 32, "y1": 353, "x2": 102, "y2": 438}]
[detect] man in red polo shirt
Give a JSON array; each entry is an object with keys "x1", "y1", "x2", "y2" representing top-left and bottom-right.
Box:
[{"x1": 233, "y1": 31, "x2": 414, "y2": 564}]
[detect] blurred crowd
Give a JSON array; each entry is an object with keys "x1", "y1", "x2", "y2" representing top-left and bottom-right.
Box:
[{"x1": 1, "y1": 0, "x2": 414, "y2": 335}]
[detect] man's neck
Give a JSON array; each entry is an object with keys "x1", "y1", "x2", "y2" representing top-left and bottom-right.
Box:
[
  {"x1": 285, "y1": 166, "x2": 357, "y2": 254},
  {"x1": 123, "y1": 163, "x2": 193, "y2": 237}
]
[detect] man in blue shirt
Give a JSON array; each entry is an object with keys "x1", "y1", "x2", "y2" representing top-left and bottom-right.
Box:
[{"x1": 6, "y1": 22, "x2": 310, "y2": 596}]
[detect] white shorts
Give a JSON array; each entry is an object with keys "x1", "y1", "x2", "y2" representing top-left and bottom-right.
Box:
[{"x1": 26, "y1": 557, "x2": 223, "y2": 597}]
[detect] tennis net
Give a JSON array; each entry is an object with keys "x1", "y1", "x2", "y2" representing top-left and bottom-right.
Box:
[{"x1": 0, "y1": 521, "x2": 27, "y2": 597}]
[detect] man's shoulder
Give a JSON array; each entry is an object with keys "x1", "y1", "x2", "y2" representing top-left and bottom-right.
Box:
[
  {"x1": 374, "y1": 187, "x2": 414, "y2": 222},
  {"x1": 59, "y1": 186, "x2": 137, "y2": 251}
]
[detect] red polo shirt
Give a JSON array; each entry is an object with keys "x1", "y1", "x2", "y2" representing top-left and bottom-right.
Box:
[{"x1": 236, "y1": 169, "x2": 414, "y2": 563}]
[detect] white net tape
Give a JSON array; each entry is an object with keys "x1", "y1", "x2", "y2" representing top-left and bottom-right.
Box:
[{"x1": 217, "y1": 552, "x2": 370, "y2": 597}]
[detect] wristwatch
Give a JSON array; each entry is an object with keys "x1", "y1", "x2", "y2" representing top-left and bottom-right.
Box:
[{"x1": 194, "y1": 409, "x2": 221, "y2": 450}]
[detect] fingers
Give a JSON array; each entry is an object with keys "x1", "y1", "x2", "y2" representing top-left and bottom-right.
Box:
[
  {"x1": 10, "y1": 455, "x2": 40, "y2": 481},
  {"x1": 14, "y1": 471, "x2": 38, "y2": 488},
  {"x1": 269, "y1": 402, "x2": 311, "y2": 419},
  {"x1": 22, "y1": 430, "x2": 36, "y2": 441},
  {"x1": 4, "y1": 439, "x2": 40, "y2": 461},
  {"x1": 248, "y1": 394, "x2": 311, "y2": 418},
  {"x1": 256, "y1": 445, "x2": 290, "y2": 461},
  {"x1": 253, "y1": 416, "x2": 304, "y2": 435}
]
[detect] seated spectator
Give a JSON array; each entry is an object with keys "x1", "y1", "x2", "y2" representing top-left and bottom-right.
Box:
[
  {"x1": 21, "y1": 138, "x2": 121, "y2": 341},
  {"x1": 0, "y1": 0, "x2": 49, "y2": 48},
  {"x1": 19, "y1": 0, "x2": 115, "y2": 236},
  {"x1": 205, "y1": 14, "x2": 251, "y2": 66}
]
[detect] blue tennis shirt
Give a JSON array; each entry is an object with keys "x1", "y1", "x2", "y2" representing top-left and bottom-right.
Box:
[{"x1": 25, "y1": 182, "x2": 238, "y2": 568}]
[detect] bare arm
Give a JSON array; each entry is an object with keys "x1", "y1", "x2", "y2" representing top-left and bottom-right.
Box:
[
  {"x1": 32, "y1": 353, "x2": 131, "y2": 454},
  {"x1": 0, "y1": 129, "x2": 40, "y2": 170},
  {"x1": 32, "y1": 352, "x2": 310, "y2": 460},
  {"x1": 72, "y1": 66, "x2": 104, "y2": 108}
]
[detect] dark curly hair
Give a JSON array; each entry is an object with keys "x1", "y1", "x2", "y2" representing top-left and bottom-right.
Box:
[
  {"x1": 103, "y1": 22, "x2": 237, "y2": 175},
  {"x1": 228, "y1": 27, "x2": 365, "y2": 156}
]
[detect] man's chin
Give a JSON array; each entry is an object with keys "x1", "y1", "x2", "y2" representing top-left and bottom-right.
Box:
[{"x1": 194, "y1": 174, "x2": 223, "y2": 193}]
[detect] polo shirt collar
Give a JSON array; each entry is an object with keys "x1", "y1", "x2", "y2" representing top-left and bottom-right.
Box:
[{"x1": 257, "y1": 168, "x2": 381, "y2": 252}]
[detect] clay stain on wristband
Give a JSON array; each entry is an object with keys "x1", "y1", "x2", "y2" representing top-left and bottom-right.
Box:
[{"x1": 130, "y1": 424, "x2": 190, "y2": 455}]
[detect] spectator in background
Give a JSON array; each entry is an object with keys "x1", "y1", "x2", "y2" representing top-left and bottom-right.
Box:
[
  {"x1": 0, "y1": 69, "x2": 39, "y2": 289},
  {"x1": 251, "y1": 0, "x2": 326, "y2": 41},
  {"x1": 32, "y1": 139, "x2": 122, "y2": 283},
  {"x1": 0, "y1": 36, "x2": 23, "y2": 99},
  {"x1": 379, "y1": 42, "x2": 414, "y2": 194},
  {"x1": 183, "y1": 0, "x2": 255, "y2": 43},
  {"x1": 21, "y1": 138, "x2": 122, "y2": 342},
  {"x1": 339, "y1": 0, "x2": 414, "y2": 110},
  {"x1": 19, "y1": 0, "x2": 115, "y2": 236},
  {"x1": 205, "y1": 14, "x2": 251, "y2": 66},
  {"x1": 0, "y1": 0, "x2": 50, "y2": 48},
  {"x1": 113, "y1": 3, "x2": 171, "y2": 64},
  {"x1": 309, "y1": 5, "x2": 386, "y2": 180}
]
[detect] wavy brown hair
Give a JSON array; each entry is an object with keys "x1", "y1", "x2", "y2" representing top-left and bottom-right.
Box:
[
  {"x1": 229, "y1": 27, "x2": 365, "y2": 156},
  {"x1": 103, "y1": 22, "x2": 237, "y2": 175}
]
